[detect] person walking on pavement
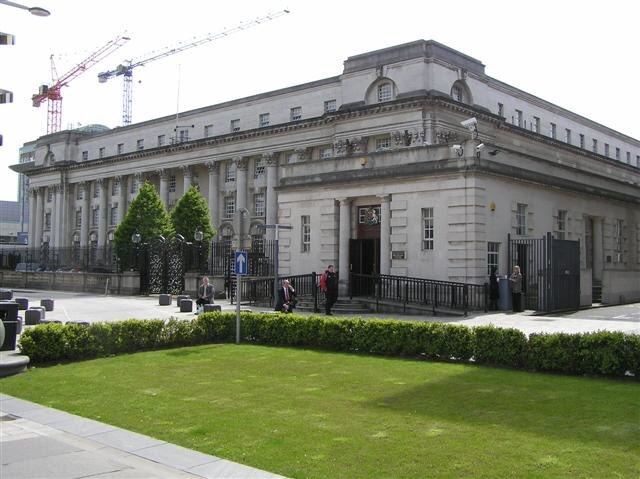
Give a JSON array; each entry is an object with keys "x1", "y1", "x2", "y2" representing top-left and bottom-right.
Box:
[
  {"x1": 509, "y1": 265, "x2": 523, "y2": 312},
  {"x1": 320, "y1": 264, "x2": 338, "y2": 315},
  {"x1": 489, "y1": 267, "x2": 499, "y2": 311}
]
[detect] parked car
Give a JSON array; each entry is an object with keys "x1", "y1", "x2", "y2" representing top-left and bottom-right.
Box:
[{"x1": 14, "y1": 262, "x2": 42, "y2": 272}]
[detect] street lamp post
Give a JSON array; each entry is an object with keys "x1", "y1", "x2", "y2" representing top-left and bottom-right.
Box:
[
  {"x1": 194, "y1": 228, "x2": 204, "y2": 272},
  {"x1": 0, "y1": 0, "x2": 50, "y2": 16},
  {"x1": 131, "y1": 232, "x2": 141, "y2": 271}
]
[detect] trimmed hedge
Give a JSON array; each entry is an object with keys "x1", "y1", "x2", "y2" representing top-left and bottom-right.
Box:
[{"x1": 18, "y1": 312, "x2": 640, "y2": 378}]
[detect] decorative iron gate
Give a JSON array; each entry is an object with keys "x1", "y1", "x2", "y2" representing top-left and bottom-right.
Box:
[
  {"x1": 508, "y1": 232, "x2": 580, "y2": 312},
  {"x1": 139, "y1": 238, "x2": 185, "y2": 295}
]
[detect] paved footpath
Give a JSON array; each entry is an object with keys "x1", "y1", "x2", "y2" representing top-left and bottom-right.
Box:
[{"x1": 0, "y1": 394, "x2": 286, "y2": 479}]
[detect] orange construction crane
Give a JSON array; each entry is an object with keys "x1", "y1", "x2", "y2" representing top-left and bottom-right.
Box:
[
  {"x1": 98, "y1": 10, "x2": 289, "y2": 126},
  {"x1": 32, "y1": 35, "x2": 130, "y2": 134}
]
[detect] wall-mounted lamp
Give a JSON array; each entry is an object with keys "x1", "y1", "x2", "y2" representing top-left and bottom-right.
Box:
[
  {"x1": 453, "y1": 144, "x2": 464, "y2": 157},
  {"x1": 489, "y1": 202, "x2": 496, "y2": 212}
]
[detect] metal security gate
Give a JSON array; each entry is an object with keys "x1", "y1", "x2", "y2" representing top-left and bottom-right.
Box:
[
  {"x1": 508, "y1": 232, "x2": 580, "y2": 312},
  {"x1": 139, "y1": 238, "x2": 185, "y2": 295}
]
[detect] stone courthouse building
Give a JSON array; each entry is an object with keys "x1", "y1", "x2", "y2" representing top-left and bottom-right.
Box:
[{"x1": 11, "y1": 40, "x2": 640, "y2": 305}]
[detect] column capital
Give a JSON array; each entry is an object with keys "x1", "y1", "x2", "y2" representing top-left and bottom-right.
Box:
[
  {"x1": 377, "y1": 194, "x2": 391, "y2": 203},
  {"x1": 156, "y1": 168, "x2": 169, "y2": 179},
  {"x1": 180, "y1": 165, "x2": 192, "y2": 177},
  {"x1": 96, "y1": 178, "x2": 105, "y2": 186},
  {"x1": 206, "y1": 160, "x2": 220, "y2": 173},
  {"x1": 234, "y1": 156, "x2": 249, "y2": 171},
  {"x1": 337, "y1": 198, "x2": 351, "y2": 206},
  {"x1": 264, "y1": 152, "x2": 280, "y2": 167},
  {"x1": 294, "y1": 147, "x2": 311, "y2": 162}
]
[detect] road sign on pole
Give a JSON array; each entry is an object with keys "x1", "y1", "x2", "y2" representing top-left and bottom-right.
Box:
[{"x1": 235, "y1": 250, "x2": 248, "y2": 276}]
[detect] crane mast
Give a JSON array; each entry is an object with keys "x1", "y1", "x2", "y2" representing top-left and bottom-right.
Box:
[
  {"x1": 98, "y1": 9, "x2": 290, "y2": 126},
  {"x1": 32, "y1": 35, "x2": 130, "y2": 134}
]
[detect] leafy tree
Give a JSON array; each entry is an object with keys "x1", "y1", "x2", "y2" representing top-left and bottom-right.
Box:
[
  {"x1": 170, "y1": 185, "x2": 216, "y2": 242},
  {"x1": 114, "y1": 181, "x2": 174, "y2": 254}
]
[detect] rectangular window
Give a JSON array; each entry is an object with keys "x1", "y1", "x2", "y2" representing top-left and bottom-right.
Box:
[
  {"x1": 580, "y1": 134, "x2": 585, "y2": 149},
  {"x1": 75, "y1": 209, "x2": 82, "y2": 228},
  {"x1": 550, "y1": 123, "x2": 556, "y2": 139},
  {"x1": 136, "y1": 139, "x2": 144, "y2": 151},
  {"x1": 614, "y1": 219, "x2": 623, "y2": 253},
  {"x1": 301, "y1": 215, "x2": 311, "y2": 253},
  {"x1": 254, "y1": 193, "x2": 265, "y2": 217},
  {"x1": 290, "y1": 106, "x2": 302, "y2": 121},
  {"x1": 533, "y1": 116, "x2": 540, "y2": 133},
  {"x1": 320, "y1": 147, "x2": 333, "y2": 159},
  {"x1": 557, "y1": 210, "x2": 567, "y2": 240},
  {"x1": 44, "y1": 212, "x2": 51, "y2": 230},
  {"x1": 93, "y1": 182, "x2": 100, "y2": 198},
  {"x1": 254, "y1": 157, "x2": 265, "y2": 178},
  {"x1": 487, "y1": 242, "x2": 500, "y2": 275},
  {"x1": 637, "y1": 155, "x2": 640, "y2": 167},
  {"x1": 204, "y1": 124, "x2": 213, "y2": 138},
  {"x1": 225, "y1": 163, "x2": 236, "y2": 183},
  {"x1": 92, "y1": 207, "x2": 99, "y2": 227},
  {"x1": 516, "y1": 110, "x2": 523, "y2": 127},
  {"x1": 177, "y1": 129, "x2": 189, "y2": 142},
  {"x1": 324, "y1": 99, "x2": 336, "y2": 113},
  {"x1": 76, "y1": 184, "x2": 83, "y2": 200},
  {"x1": 452, "y1": 85, "x2": 463, "y2": 102},
  {"x1": 421, "y1": 207, "x2": 434, "y2": 250},
  {"x1": 565, "y1": 129, "x2": 571, "y2": 144},
  {"x1": 99, "y1": 147, "x2": 106, "y2": 158},
  {"x1": 169, "y1": 174, "x2": 176, "y2": 192},
  {"x1": 259, "y1": 113, "x2": 270, "y2": 127},
  {"x1": 378, "y1": 83, "x2": 392, "y2": 102},
  {"x1": 376, "y1": 137, "x2": 391, "y2": 150},
  {"x1": 224, "y1": 196, "x2": 235, "y2": 219},
  {"x1": 592, "y1": 138, "x2": 598, "y2": 153},
  {"x1": 497, "y1": 103, "x2": 504, "y2": 117},
  {"x1": 604, "y1": 143, "x2": 610, "y2": 157},
  {"x1": 117, "y1": 143, "x2": 124, "y2": 154},
  {"x1": 111, "y1": 178, "x2": 120, "y2": 196},
  {"x1": 615, "y1": 147, "x2": 621, "y2": 160},
  {"x1": 168, "y1": 199, "x2": 176, "y2": 210},
  {"x1": 157, "y1": 135, "x2": 165, "y2": 147},
  {"x1": 626, "y1": 151, "x2": 631, "y2": 164},
  {"x1": 230, "y1": 119, "x2": 240, "y2": 132},
  {"x1": 82, "y1": 151, "x2": 88, "y2": 161},
  {"x1": 516, "y1": 203, "x2": 527, "y2": 235},
  {"x1": 110, "y1": 205, "x2": 118, "y2": 226},
  {"x1": 47, "y1": 188, "x2": 53, "y2": 202}
]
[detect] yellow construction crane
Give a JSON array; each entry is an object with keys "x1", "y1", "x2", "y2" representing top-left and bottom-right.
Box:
[{"x1": 98, "y1": 9, "x2": 290, "y2": 126}]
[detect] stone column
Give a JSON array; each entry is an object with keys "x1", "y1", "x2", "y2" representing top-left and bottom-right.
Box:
[
  {"x1": 158, "y1": 170, "x2": 169, "y2": 207},
  {"x1": 265, "y1": 153, "x2": 278, "y2": 240},
  {"x1": 34, "y1": 187, "x2": 44, "y2": 246},
  {"x1": 235, "y1": 156, "x2": 248, "y2": 213},
  {"x1": 118, "y1": 175, "x2": 128, "y2": 222},
  {"x1": 378, "y1": 194, "x2": 391, "y2": 275},
  {"x1": 81, "y1": 182, "x2": 90, "y2": 247},
  {"x1": 28, "y1": 188, "x2": 37, "y2": 245},
  {"x1": 50, "y1": 184, "x2": 59, "y2": 247},
  {"x1": 57, "y1": 183, "x2": 69, "y2": 247},
  {"x1": 206, "y1": 161, "x2": 220, "y2": 229},
  {"x1": 338, "y1": 198, "x2": 351, "y2": 295},
  {"x1": 181, "y1": 166, "x2": 192, "y2": 194},
  {"x1": 98, "y1": 178, "x2": 108, "y2": 248}
]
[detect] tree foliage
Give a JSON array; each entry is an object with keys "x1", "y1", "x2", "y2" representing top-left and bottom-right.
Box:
[
  {"x1": 170, "y1": 185, "x2": 216, "y2": 242},
  {"x1": 114, "y1": 181, "x2": 174, "y2": 251}
]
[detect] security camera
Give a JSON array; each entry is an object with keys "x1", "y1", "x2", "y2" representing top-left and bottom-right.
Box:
[
  {"x1": 476, "y1": 143, "x2": 485, "y2": 151},
  {"x1": 460, "y1": 117, "x2": 477, "y2": 130}
]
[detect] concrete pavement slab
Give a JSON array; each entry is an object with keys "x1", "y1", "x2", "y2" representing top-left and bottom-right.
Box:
[
  {"x1": 188, "y1": 458, "x2": 286, "y2": 479},
  {"x1": 1, "y1": 435, "x2": 82, "y2": 463},
  {"x1": 89, "y1": 427, "x2": 167, "y2": 452},
  {"x1": 133, "y1": 442, "x2": 221, "y2": 470}
]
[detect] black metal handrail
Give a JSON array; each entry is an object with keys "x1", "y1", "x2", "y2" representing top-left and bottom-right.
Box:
[
  {"x1": 350, "y1": 273, "x2": 487, "y2": 314},
  {"x1": 231, "y1": 272, "x2": 323, "y2": 311}
]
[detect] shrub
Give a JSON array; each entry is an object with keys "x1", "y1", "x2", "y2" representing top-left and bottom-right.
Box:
[{"x1": 473, "y1": 325, "x2": 528, "y2": 368}]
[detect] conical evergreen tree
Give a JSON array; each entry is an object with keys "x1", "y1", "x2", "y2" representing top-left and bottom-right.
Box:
[
  {"x1": 114, "y1": 181, "x2": 174, "y2": 253},
  {"x1": 170, "y1": 185, "x2": 216, "y2": 242}
]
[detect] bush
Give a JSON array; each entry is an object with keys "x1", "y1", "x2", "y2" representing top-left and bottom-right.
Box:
[{"x1": 18, "y1": 312, "x2": 640, "y2": 379}]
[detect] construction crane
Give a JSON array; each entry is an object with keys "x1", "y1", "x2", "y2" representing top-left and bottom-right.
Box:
[
  {"x1": 32, "y1": 35, "x2": 130, "y2": 134},
  {"x1": 98, "y1": 9, "x2": 290, "y2": 126}
]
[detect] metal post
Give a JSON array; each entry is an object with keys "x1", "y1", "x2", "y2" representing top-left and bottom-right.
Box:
[
  {"x1": 273, "y1": 235, "x2": 279, "y2": 306},
  {"x1": 236, "y1": 271, "x2": 241, "y2": 344}
]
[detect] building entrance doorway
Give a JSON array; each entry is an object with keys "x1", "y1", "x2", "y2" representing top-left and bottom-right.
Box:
[{"x1": 349, "y1": 238, "x2": 380, "y2": 296}]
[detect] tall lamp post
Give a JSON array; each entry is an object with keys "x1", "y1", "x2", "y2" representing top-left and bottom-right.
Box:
[
  {"x1": 0, "y1": 0, "x2": 50, "y2": 16},
  {"x1": 194, "y1": 228, "x2": 204, "y2": 272},
  {"x1": 131, "y1": 232, "x2": 141, "y2": 271}
]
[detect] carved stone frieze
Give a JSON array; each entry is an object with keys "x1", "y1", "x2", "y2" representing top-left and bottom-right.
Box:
[{"x1": 435, "y1": 130, "x2": 459, "y2": 144}]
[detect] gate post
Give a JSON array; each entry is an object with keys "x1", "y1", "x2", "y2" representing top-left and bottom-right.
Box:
[{"x1": 312, "y1": 271, "x2": 318, "y2": 313}]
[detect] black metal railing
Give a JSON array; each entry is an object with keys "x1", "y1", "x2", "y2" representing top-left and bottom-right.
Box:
[
  {"x1": 0, "y1": 246, "x2": 122, "y2": 273},
  {"x1": 230, "y1": 272, "x2": 322, "y2": 311},
  {"x1": 350, "y1": 273, "x2": 487, "y2": 314}
]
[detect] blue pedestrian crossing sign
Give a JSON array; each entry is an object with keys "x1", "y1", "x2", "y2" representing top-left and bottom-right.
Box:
[{"x1": 235, "y1": 250, "x2": 248, "y2": 275}]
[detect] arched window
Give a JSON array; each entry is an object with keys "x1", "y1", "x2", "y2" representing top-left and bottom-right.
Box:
[
  {"x1": 377, "y1": 82, "x2": 392, "y2": 102},
  {"x1": 366, "y1": 78, "x2": 397, "y2": 104},
  {"x1": 450, "y1": 80, "x2": 472, "y2": 104}
]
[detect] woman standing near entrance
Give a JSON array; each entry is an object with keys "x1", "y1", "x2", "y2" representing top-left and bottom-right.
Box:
[{"x1": 509, "y1": 265, "x2": 523, "y2": 312}]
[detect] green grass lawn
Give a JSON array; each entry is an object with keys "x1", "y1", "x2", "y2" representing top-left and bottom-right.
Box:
[{"x1": 2, "y1": 344, "x2": 639, "y2": 478}]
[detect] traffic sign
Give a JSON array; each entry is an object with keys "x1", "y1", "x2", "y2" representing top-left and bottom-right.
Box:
[{"x1": 235, "y1": 250, "x2": 248, "y2": 275}]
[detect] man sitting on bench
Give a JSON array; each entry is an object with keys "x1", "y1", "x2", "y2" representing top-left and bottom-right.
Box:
[{"x1": 196, "y1": 276, "x2": 214, "y2": 313}]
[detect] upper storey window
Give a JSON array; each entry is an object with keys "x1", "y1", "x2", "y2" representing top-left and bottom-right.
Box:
[
  {"x1": 450, "y1": 80, "x2": 472, "y2": 104},
  {"x1": 378, "y1": 83, "x2": 392, "y2": 103}
]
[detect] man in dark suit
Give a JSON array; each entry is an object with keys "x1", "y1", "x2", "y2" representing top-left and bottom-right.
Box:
[
  {"x1": 196, "y1": 276, "x2": 214, "y2": 313},
  {"x1": 275, "y1": 279, "x2": 296, "y2": 313}
]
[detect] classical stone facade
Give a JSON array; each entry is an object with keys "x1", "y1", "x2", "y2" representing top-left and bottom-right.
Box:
[{"x1": 11, "y1": 40, "x2": 640, "y2": 304}]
